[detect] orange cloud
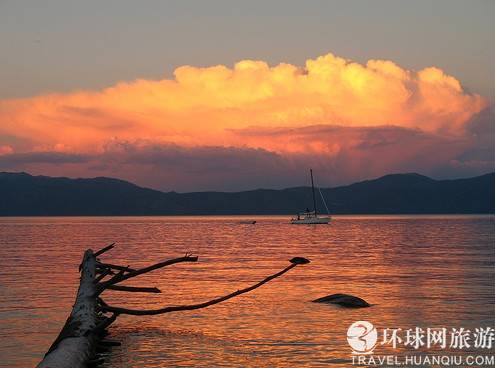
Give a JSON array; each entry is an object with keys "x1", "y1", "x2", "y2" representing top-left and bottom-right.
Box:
[
  {"x1": 0, "y1": 52, "x2": 490, "y2": 190},
  {"x1": 0, "y1": 53, "x2": 485, "y2": 153}
]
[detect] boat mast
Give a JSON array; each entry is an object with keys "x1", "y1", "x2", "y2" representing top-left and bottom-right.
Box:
[{"x1": 310, "y1": 169, "x2": 317, "y2": 215}]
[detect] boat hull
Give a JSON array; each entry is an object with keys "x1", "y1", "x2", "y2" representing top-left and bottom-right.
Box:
[{"x1": 290, "y1": 216, "x2": 331, "y2": 224}]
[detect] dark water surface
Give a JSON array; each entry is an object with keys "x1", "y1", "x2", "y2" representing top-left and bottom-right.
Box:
[{"x1": 1, "y1": 215, "x2": 495, "y2": 367}]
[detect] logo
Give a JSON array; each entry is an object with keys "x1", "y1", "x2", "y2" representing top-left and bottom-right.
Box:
[{"x1": 347, "y1": 321, "x2": 378, "y2": 354}]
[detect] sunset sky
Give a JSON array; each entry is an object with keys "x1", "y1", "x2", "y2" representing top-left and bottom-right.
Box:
[{"x1": 1, "y1": 0, "x2": 494, "y2": 191}]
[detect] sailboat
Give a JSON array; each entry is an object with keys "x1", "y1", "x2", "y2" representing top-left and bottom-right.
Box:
[{"x1": 290, "y1": 169, "x2": 331, "y2": 224}]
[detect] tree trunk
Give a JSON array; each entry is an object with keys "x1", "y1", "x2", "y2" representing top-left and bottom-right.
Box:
[{"x1": 37, "y1": 249, "x2": 99, "y2": 368}]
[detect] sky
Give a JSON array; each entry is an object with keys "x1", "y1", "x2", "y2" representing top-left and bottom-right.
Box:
[{"x1": 0, "y1": 0, "x2": 494, "y2": 191}]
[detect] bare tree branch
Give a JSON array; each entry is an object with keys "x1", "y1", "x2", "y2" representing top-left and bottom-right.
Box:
[
  {"x1": 96, "y1": 267, "x2": 115, "y2": 276},
  {"x1": 96, "y1": 297, "x2": 109, "y2": 309},
  {"x1": 94, "y1": 268, "x2": 111, "y2": 283},
  {"x1": 97, "y1": 262, "x2": 135, "y2": 273},
  {"x1": 97, "y1": 255, "x2": 198, "y2": 293},
  {"x1": 90, "y1": 313, "x2": 119, "y2": 336},
  {"x1": 94, "y1": 243, "x2": 115, "y2": 257},
  {"x1": 101, "y1": 268, "x2": 125, "y2": 288},
  {"x1": 106, "y1": 285, "x2": 161, "y2": 293},
  {"x1": 101, "y1": 258, "x2": 309, "y2": 316}
]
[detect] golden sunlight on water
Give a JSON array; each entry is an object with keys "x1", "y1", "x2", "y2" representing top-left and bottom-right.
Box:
[{"x1": 1, "y1": 215, "x2": 495, "y2": 367}]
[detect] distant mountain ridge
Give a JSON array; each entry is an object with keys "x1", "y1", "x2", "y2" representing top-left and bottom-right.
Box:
[{"x1": 1, "y1": 171, "x2": 495, "y2": 215}]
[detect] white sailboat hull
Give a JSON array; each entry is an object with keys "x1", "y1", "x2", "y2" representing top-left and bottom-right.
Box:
[
  {"x1": 290, "y1": 216, "x2": 331, "y2": 224},
  {"x1": 290, "y1": 169, "x2": 331, "y2": 224}
]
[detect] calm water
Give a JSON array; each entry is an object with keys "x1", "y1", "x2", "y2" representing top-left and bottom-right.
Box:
[{"x1": 1, "y1": 215, "x2": 495, "y2": 367}]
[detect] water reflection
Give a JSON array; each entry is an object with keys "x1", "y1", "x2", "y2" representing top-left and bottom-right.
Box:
[{"x1": 0, "y1": 215, "x2": 495, "y2": 367}]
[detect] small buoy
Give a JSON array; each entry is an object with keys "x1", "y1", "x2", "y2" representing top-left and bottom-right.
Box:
[{"x1": 312, "y1": 293, "x2": 370, "y2": 308}]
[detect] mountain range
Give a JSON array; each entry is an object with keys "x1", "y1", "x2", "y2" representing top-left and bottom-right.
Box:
[{"x1": 1, "y1": 171, "x2": 494, "y2": 215}]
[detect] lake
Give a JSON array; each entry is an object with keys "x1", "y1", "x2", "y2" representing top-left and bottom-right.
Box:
[{"x1": 1, "y1": 215, "x2": 495, "y2": 367}]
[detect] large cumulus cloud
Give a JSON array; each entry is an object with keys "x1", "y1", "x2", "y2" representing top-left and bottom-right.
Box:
[{"x1": 0, "y1": 52, "x2": 492, "y2": 190}]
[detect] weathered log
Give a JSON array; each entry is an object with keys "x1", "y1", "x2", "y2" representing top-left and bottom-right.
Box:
[
  {"x1": 38, "y1": 249, "x2": 102, "y2": 368},
  {"x1": 39, "y1": 243, "x2": 310, "y2": 367}
]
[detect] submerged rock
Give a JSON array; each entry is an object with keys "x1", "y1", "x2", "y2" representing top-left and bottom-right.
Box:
[{"x1": 312, "y1": 293, "x2": 371, "y2": 308}]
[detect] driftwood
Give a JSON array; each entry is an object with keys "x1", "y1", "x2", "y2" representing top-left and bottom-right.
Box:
[{"x1": 37, "y1": 244, "x2": 310, "y2": 367}]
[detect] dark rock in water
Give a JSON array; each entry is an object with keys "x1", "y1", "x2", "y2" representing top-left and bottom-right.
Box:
[
  {"x1": 290, "y1": 257, "x2": 311, "y2": 265},
  {"x1": 312, "y1": 293, "x2": 370, "y2": 308}
]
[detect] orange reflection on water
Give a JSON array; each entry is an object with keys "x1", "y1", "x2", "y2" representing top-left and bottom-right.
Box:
[{"x1": 1, "y1": 215, "x2": 495, "y2": 367}]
